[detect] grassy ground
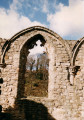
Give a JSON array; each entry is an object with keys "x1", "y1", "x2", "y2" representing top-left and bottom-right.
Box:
[{"x1": 24, "y1": 70, "x2": 48, "y2": 97}]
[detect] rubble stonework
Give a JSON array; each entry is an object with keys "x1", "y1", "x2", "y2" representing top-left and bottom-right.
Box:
[{"x1": 0, "y1": 26, "x2": 84, "y2": 120}]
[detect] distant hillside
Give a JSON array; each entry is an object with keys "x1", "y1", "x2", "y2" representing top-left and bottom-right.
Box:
[{"x1": 24, "y1": 70, "x2": 48, "y2": 97}]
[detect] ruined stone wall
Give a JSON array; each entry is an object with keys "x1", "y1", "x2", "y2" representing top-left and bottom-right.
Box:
[
  {"x1": 74, "y1": 41, "x2": 84, "y2": 119},
  {"x1": 65, "y1": 40, "x2": 76, "y2": 50},
  {"x1": 0, "y1": 26, "x2": 84, "y2": 120},
  {"x1": 0, "y1": 38, "x2": 7, "y2": 64}
]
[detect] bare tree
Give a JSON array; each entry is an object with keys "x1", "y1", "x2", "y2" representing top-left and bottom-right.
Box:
[
  {"x1": 26, "y1": 55, "x2": 35, "y2": 71},
  {"x1": 36, "y1": 53, "x2": 49, "y2": 80}
]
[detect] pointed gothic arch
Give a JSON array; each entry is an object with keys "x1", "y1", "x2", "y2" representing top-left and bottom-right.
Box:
[{"x1": 1, "y1": 26, "x2": 71, "y2": 65}]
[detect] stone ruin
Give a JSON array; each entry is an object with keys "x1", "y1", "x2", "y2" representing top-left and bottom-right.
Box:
[{"x1": 0, "y1": 26, "x2": 84, "y2": 120}]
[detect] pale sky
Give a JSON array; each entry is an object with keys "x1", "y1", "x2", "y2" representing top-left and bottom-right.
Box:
[
  {"x1": 29, "y1": 40, "x2": 45, "y2": 55},
  {"x1": 0, "y1": 0, "x2": 84, "y2": 40}
]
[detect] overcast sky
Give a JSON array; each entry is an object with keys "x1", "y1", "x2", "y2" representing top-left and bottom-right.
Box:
[{"x1": 0, "y1": 0, "x2": 84, "y2": 40}]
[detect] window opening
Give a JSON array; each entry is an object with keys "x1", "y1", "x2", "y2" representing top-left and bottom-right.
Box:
[{"x1": 24, "y1": 40, "x2": 49, "y2": 97}]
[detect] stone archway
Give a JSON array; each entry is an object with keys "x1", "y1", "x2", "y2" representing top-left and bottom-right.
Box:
[
  {"x1": 71, "y1": 37, "x2": 84, "y2": 87},
  {"x1": 71, "y1": 37, "x2": 84, "y2": 66},
  {"x1": 1, "y1": 26, "x2": 71, "y2": 102},
  {"x1": 17, "y1": 34, "x2": 48, "y2": 98},
  {"x1": 0, "y1": 26, "x2": 73, "y2": 120},
  {"x1": 2, "y1": 26, "x2": 71, "y2": 65}
]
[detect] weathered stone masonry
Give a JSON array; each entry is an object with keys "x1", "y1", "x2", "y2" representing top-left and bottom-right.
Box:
[{"x1": 0, "y1": 26, "x2": 84, "y2": 120}]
